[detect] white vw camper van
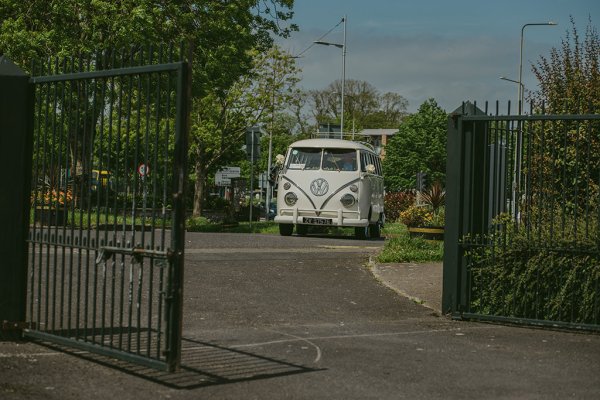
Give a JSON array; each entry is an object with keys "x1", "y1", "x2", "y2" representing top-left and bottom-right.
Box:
[{"x1": 273, "y1": 139, "x2": 384, "y2": 239}]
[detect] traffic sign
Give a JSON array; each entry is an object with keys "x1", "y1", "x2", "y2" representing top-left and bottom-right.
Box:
[
  {"x1": 137, "y1": 163, "x2": 150, "y2": 177},
  {"x1": 215, "y1": 166, "x2": 241, "y2": 186}
]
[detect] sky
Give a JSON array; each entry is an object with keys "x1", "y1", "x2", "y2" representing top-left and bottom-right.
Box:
[{"x1": 276, "y1": 0, "x2": 598, "y2": 114}]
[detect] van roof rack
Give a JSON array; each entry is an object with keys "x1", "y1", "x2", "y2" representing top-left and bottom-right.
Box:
[{"x1": 358, "y1": 142, "x2": 375, "y2": 151}]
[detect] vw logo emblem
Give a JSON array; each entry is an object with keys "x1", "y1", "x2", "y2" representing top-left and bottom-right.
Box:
[{"x1": 310, "y1": 178, "x2": 329, "y2": 196}]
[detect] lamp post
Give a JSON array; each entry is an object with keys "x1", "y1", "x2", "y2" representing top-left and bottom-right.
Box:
[
  {"x1": 500, "y1": 75, "x2": 527, "y2": 215},
  {"x1": 314, "y1": 15, "x2": 346, "y2": 139},
  {"x1": 510, "y1": 22, "x2": 557, "y2": 220},
  {"x1": 518, "y1": 22, "x2": 557, "y2": 114}
]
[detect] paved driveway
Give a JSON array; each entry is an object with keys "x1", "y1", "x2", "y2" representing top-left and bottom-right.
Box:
[{"x1": 1, "y1": 232, "x2": 599, "y2": 399}]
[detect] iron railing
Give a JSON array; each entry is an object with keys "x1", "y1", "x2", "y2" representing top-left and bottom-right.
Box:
[
  {"x1": 25, "y1": 46, "x2": 189, "y2": 371},
  {"x1": 444, "y1": 101, "x2": 600, "y2": 331}
]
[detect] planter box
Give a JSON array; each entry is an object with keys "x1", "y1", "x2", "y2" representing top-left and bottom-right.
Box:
[
  {"x1": 407, "y1": 226, "x2": 444, "y2": 240},
  {"x1": 34, "y1": 207, "x2": 68, "y2": 226}
]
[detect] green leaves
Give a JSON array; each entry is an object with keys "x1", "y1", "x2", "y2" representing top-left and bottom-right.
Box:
[
  {"x1": 469, "y1": 237, "x2": 600, "y2": 324},
  {"x1": 532, "y1": 16, "x2": 599, "y2": 113},
  {"x1": 383, "y1": 98, "x2": 447, "y2": 190},
  {"x1": 308, "y1": 79, "x2": 408, "y2": 130}
]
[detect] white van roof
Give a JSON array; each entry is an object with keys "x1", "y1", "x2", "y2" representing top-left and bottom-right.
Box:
[{"x1": 288, "y1": 138, "x2": 374, "y2": 152}]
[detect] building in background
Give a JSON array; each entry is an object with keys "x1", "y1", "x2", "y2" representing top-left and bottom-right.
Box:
[{"x1": 312, "y1": 125, "x2": 398, "y2": 160}]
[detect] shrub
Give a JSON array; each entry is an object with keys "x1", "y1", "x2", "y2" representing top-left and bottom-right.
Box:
[
  {"x1": 186, "y1": 216, "x2": 211, "y2": 231},
  {"x1": 399, "y1": 205, "x2": 432, "y2": 227},
  {"x1": 418, "y1": 181, "x2": 445, "y2": 212},
  {"x1": 465, "y1": 213, "x2": 600, "y2": 325},
  {"x1": 384, "y1": 190, "x2": 416, "y2": 222},
  {"x1": 468, "y1": 235, "x2": 600, "y2": 325}
]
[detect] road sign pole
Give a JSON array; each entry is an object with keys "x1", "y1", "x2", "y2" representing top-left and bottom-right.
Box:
[{"x1": 249, "y1": 132, "x2": 255, "y2": 225}]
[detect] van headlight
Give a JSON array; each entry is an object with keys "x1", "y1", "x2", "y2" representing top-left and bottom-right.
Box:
[
  {"x1": 284, "y1": 192, "x2": 298, "y2": 206},
  {"x1": 340, "y1": 193, "x2": 356, "y2": 207}
]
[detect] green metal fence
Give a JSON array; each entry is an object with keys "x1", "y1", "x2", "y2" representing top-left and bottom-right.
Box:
[
  {"x1": 443, "y1": 102, "x2": 600, "y2": 331},
  {"x1": 24, "y1": 46, "x2": 190, "y2": 371}
]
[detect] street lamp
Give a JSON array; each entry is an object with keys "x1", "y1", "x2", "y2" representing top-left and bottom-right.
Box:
[
  {"x1": 511, "y1": 22, "x2": 557, "y2": 220},
  {"x1": 500, "y1": 75, "x2": 527, "y2": 215},
  {"x1": 314, "y1": 15, "x2": 346, "y2": 138},
  {"x1": 499, "y1": 76, "x2": 525, "y2": 109},
  {"x1": 518, "y1": 22, "x2": 557, "y2": 114}
]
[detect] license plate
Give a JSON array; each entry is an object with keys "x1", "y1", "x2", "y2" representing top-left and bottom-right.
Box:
[{"x1": 303, "y1": 217, "x2": 333, "y2": 225}]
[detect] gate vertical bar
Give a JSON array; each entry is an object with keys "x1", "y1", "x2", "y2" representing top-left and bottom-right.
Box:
[
  {"x1": 0, "y1": 57, "x2": 34, "y2": 334},
  {"x1": 165, "y1": 59, "x2": 190, "y2": 372}
]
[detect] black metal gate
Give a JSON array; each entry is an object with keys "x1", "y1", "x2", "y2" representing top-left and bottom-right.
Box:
[
  {"x1": 24, "y1": 48, "x2": 189, "y2": 371},
  {"x1": 443, "y1": 102, "x2": 600, "y2": 331}
]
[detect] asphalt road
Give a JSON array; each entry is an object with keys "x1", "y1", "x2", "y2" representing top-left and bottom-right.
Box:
[{"x1": 2, "y1": 232, "x2": 599, "y2": 399}]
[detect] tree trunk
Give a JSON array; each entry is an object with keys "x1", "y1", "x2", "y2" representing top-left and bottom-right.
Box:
[{"x1": 192, "y1": 158, "x2": 206, "y2": 217}]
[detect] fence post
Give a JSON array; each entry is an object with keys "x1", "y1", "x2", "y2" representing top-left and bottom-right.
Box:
[
  {"x1": 443, "y1": 103, "x2": 488, "y2": 315},
  {"x1": 0, "y1": 56, "x2": 34, "y2": 333},
  {"x1": 442, "y1": 111, "x2": 463, "y2": 314}
]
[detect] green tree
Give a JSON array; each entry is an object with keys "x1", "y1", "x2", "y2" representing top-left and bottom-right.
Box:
[
  {"x1": 531, "y1": 16, "x2": 599, "y2": 113},
  {"x1": 383, "y1": 98, "x2": 447, "y2": 190},
  {"x1": 190, "y1": 45, "x2": 303, "y2": 215},
  {"x1": 308, "y1": 79, "x2": 408, "y2": 131},
  {"x1": 524, "y1": 17, "x2": 600, "y2": 230},
  {"x1": 0, "y1": 0, "x2": 297, "y2": 213}
]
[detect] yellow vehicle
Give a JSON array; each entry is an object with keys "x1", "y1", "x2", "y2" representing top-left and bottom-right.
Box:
[{"x1": 91, "y1": 169, "x2": 112, "y2": 191}]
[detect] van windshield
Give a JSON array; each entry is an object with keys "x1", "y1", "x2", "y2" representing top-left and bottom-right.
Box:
[
  {"x1": 287, "y1": 147, "x2": 357, "y2": 171},
  {"x1": 322, "y1": 149, "x2": 357, "y2": 171},
  {"x1": 287, "y1": 148, "x2": 322, "y2": 170}
]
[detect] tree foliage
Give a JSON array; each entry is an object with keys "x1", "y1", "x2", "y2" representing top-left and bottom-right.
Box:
[
  {"x1": 190, "y1": 45, "x2": 303, "y2": 215},
  {"x1": 382, "y1": 98, "x2": 447, "y2": 190},
  {"x1": 531, "y1": 16, "x2": 599, "y2": 113},
  {"x1": 524, "y1": 17, "x2": 600, "y2": 229},
  {"x1": 0, "y1": 0, "x2": 298, "y2": 215},
  {"x1": 308, "y1": 79, "x2": 408, "y2": 130}
]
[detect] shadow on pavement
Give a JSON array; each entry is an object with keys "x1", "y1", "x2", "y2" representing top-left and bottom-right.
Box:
[{"x1": 35, "y1": 336, "x2": 321, "y2": 390}]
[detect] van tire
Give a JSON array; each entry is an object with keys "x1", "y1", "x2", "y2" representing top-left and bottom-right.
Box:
[
  {"x1": 355, "y1": 226, "x2": 369, "y2": 240},
  {"x1": 279, "y1": 224, "x2": 293, "y2": 236},
  {"x1": 369, "y1": 222, "x2": 381, "y2": 238}
]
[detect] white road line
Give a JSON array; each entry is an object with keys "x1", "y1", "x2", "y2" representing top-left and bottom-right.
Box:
[
  {"x1": 184, "y1": 246, "x2": 380, "y2": 254},
  {"x1": 230, "y1": 325, "x2": 495, "y2": 352}
]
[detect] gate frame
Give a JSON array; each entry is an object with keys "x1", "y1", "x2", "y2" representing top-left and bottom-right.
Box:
[
  {"x1": 0, "y1": 56, "x2": 35, "y2": 335},
  {"x1": 6, "y1": 53, "x2": 190, "y2": 372},
  {"x1": 443, "y1": 102, "x2": 600, "y2": 331}
]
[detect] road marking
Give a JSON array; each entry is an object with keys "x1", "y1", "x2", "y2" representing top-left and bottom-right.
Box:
[
  {"x1": 230, "y1": 325, "x2": 496, "y2": 355},
  {"x1": 184, "y1": 245, "x2": 380, "y2": 254},
  {"x1": 263, "y1": 329, "x2": 322, "y2": 363}
]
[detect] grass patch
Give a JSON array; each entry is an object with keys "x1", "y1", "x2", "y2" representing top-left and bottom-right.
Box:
[
  {"x1": 186, "y1": 217, "x2": 279, "y2": 234},
  {"x1": 31, "y1": 207, "x2": 160, "y2": 229},
  {"x1": 379, "y1": 223, "x2": 444, "y2": 263},
  {"x1": 381, "y1": 222, "x2": 408, "y2": 236}
]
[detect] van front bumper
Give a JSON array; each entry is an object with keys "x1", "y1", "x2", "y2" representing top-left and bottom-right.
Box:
[{"x1": 274, "y1": 208, "x2": 369, "y2": 227}]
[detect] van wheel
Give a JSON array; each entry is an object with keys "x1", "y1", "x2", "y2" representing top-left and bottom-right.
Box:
[
  {"x1": 279, "y1": 224, "x2": 293, "y2": 236},
  {"x1": 369, "y1": 222, "x2": 381, "y2": 238},
  {"x1": 354, "y1": 226, "x2": 369, "y2": 240},
  {"x1": 296, "y1": 224, "x2": 308, "y2": 236}
]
